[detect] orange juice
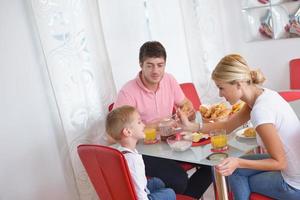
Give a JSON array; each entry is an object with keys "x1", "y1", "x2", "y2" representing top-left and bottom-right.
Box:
[
  {"x1": 210, "y1": 129, "x2": 228, "y2": 151},
  {"x1": 211, "y1": 135, "x2": 227, "y2": 149},
  {"x1": 144, "y1": 128, "x2": 157, "y2": 143}
]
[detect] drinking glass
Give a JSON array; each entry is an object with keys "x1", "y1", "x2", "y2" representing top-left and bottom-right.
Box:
[
  {"x1": 210, "y1": 129, "x2": 228, "y2": 152},
  {"x1": 144, "y1": 127, "x2": 157, "y2": 144}
]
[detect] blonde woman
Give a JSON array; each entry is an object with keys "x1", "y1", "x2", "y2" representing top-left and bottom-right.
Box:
[{"x1": 179, "y1": 54, "x2": 300, "y2": 199}]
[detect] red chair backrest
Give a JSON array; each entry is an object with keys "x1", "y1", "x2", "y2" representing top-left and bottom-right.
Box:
[
  {"x1": 290, "y1": 58, "x2": 300, "y2": 89},
  {"x1": 77, "y1": 144, "x2": 138, "y2": 200},
  {"x1": 180, "y1": 83, "x2": 201, "y2": 110}
]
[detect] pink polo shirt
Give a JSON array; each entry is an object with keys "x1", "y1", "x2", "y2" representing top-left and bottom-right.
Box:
[{"x1": 114, "y1": 72, "x2": 185, "y2": 124}]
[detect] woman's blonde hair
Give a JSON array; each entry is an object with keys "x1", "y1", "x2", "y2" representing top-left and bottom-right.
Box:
[
  {"x1": 105, "y1": 105, "x2": 136, "y2": 140},
  {"x1": 212, "y1": 54, "x2": 266, "y2": 85}
]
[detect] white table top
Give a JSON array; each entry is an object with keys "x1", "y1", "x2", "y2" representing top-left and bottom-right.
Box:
[{"x1": 136, "y1": 130, "x2": 258, "y2": 166}]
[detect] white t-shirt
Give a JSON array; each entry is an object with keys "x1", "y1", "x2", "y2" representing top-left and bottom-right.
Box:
[
  {"x1": 118, "y1": 146, "x2": 149, "y2": 200},
  {"x1": 251, "y1": 88, "x2": 300, "y2": 189}
]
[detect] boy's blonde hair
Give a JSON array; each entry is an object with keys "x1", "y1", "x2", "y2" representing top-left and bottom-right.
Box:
[
  {"x1": 105, "y1": 105, "x2": 136, "y2": 140},
  {"x1": 212, "y1": 54, "x2": 266, "y2": 85}
]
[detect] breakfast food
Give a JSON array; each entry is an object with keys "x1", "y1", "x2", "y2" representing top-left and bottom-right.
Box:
[
  {"x1": 192, "y1": 132, "x2": 203, "y2": 142},
  {"x1": 243, "y1": 127, "x2": 256, "y2": 138},
  {"x1": 182, "y1": 132, "x2": 209, "y2": 142},
  {"x1": 199, "y1": 103, "x2": 231, "y2": 121},
  {"x1": 231, "y1": 101, "x2": 245, "y2": 114}
]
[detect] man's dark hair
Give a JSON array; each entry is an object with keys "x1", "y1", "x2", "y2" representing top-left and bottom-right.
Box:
[{"x1": 139, "y1": 41, "x2": 167, "y2": 64}]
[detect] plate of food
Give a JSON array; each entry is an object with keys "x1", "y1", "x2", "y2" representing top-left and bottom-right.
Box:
[
  {"x1": 235, "y1": 127, "x2": 257, "y2": 139},
  {"x1": 199, "y1": 103, "x2": 231, "y2": 123},
  {"x1": 182, "y1": 132, "x2": 210, "y2": 147}
]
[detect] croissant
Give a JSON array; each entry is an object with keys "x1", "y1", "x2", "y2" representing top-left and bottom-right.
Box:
[
  {"x1": 199, "y1": 103, "x2": 230, "y2": 121},
  {"x1": 231, "y1": 101, "x2": 245, "y2": 114},
  {"x1": 243, "y1": 128, "x2": 256, "y2": 137}
]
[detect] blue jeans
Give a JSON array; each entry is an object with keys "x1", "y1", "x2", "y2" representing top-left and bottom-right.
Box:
[
  {"x1": 228, "y1": 154, "x2": 300, "y2": 200},
  {"x1": 147, "y1": 177, "x2": 176, "y2": 200}
]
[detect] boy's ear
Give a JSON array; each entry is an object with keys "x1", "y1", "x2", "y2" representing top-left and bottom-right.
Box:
[{"x1": 122, "y1": 127, "x2": 132, "y2": 137}]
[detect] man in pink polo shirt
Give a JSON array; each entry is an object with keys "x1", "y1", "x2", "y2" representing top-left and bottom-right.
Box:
[
  {"x1": 114, "y1": 61, "x2": 188, "y2": 124},
  {"x1": 113, "y1": 41, "x2": 212, "y2": 198}
]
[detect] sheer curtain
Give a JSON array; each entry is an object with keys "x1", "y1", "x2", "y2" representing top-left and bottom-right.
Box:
[
  {"x1": 30, "y1": 0, "x2": 115, "y2": 199},
  {"x1": 180, "y1": 0, "x2": 226, "y2": 104}
]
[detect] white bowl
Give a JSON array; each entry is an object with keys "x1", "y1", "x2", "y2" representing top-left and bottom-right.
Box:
[{"x1": 166, "y1": 134, "x2": 192, "y2": 152}]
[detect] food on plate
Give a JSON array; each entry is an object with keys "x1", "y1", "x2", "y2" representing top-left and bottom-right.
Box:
[
  {"x1": 199, "y1": 106, "x2": 208, "y2": 116},
  {"x1": 243, "y1": 127, "x2": 256, "y2": 138},
  {"x1": 231, "y1": 101, "x2": 245, "y2": 114},
  {"x1": 192, "y1": 132, "x2": 209, "y2": 142},
  {"x1": 199, "y1": 103, "x2": 230, "y2": 121},
  {"x1": 192, "y1": 132, "x2": 203, "y2": 142},
  {"x1": 182, "y1": 132, "x2": 209, "y2": 142}
]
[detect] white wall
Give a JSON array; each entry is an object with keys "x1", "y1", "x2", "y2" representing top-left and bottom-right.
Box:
[
  {"x1": 101, "y1": 0, "x2": 300, "y2": 98},
  {"x1": 0, "y1": 1, "x2": 76, "y2": 199},
  {"x1": 99, "y1": 0, "x2": 192, "y2": 92},
  {"x1": 220, "y1": 0, "x2": 300, "y2": 91}
]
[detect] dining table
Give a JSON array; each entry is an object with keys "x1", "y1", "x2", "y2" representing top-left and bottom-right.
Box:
[{"x1": 136, "y1": 126, "x2": 259, "y2": 200}]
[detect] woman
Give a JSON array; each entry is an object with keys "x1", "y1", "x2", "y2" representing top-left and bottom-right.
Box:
[{"x1": 179, "y1": 54, "x2": 300, "y2": 199}]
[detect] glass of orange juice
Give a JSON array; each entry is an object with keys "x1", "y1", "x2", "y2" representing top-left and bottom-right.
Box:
[
  {"x1": 144, "y1": 127, "x2": 157, "y2": 144},
  {"x1": 210, "y1": 129, "x2": 228, "y2": 152}
]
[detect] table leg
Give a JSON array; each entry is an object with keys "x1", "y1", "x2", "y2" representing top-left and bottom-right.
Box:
[{"x1": 212, "y1": 167, "x2": 229, "y2": 200}]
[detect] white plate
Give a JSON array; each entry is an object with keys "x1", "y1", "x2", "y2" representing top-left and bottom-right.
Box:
[{"x1": 235, "y1": 128, "x2": 256, "y2": 139}]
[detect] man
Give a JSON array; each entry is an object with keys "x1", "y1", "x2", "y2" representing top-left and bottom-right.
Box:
[{"x1": 114, "y1": 41, "x2": 212, "y2": 198}]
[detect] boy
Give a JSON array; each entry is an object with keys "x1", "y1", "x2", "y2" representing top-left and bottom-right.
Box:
[{"x1": 105, "y1": 105, "x2": 176, "y2": 200}]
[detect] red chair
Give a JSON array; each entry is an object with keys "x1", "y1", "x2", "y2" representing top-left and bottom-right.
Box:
[
  {"x1": 180, "y1": 82, "x2": 201, "y2": 110},
  {"x1": 179, "y1": 82, "x2": 202, "y2": 171},
  {"x1": 250, "y1": 193, "x2": 273, "y2": 200},
  {"x1": 278, "y1": 58, "x2": 300, "y2": 102},
  {"x1": 77, "y1": 144, "x2": 195, "y2": 200},
  {"x1": 278, "y1": 91, "x2": 300, "y2": 102},
  {"x1": 290, "y1": 58, "x2": 300, "y2": 89},
  {"x1": 227, "y1": 191, "x2": 273, "y2": 200}
]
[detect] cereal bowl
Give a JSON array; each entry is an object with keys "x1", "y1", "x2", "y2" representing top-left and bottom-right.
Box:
[{"x1": 166, "y1": 134, "x2": 192, "y2": 152}]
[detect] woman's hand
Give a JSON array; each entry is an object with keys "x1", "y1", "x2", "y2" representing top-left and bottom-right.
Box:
[
  {"x1": 215, "y1": 157, "x2": 240, "y2": 176},
  {"x1": 177, "y1": 108, "x2": 199, "y2": 132}
]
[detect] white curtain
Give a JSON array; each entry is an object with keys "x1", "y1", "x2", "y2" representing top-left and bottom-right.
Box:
[
  {"x1": 30, "y1": 0, "x2": 115, "y2": 199},
  {"x1": 180, "y1": 0, "x2": 226, "y2": 104}
]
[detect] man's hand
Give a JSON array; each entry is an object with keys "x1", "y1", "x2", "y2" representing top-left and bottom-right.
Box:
[{"x1": 179, "y1": 98, "x2": 195, "y2": 121}]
